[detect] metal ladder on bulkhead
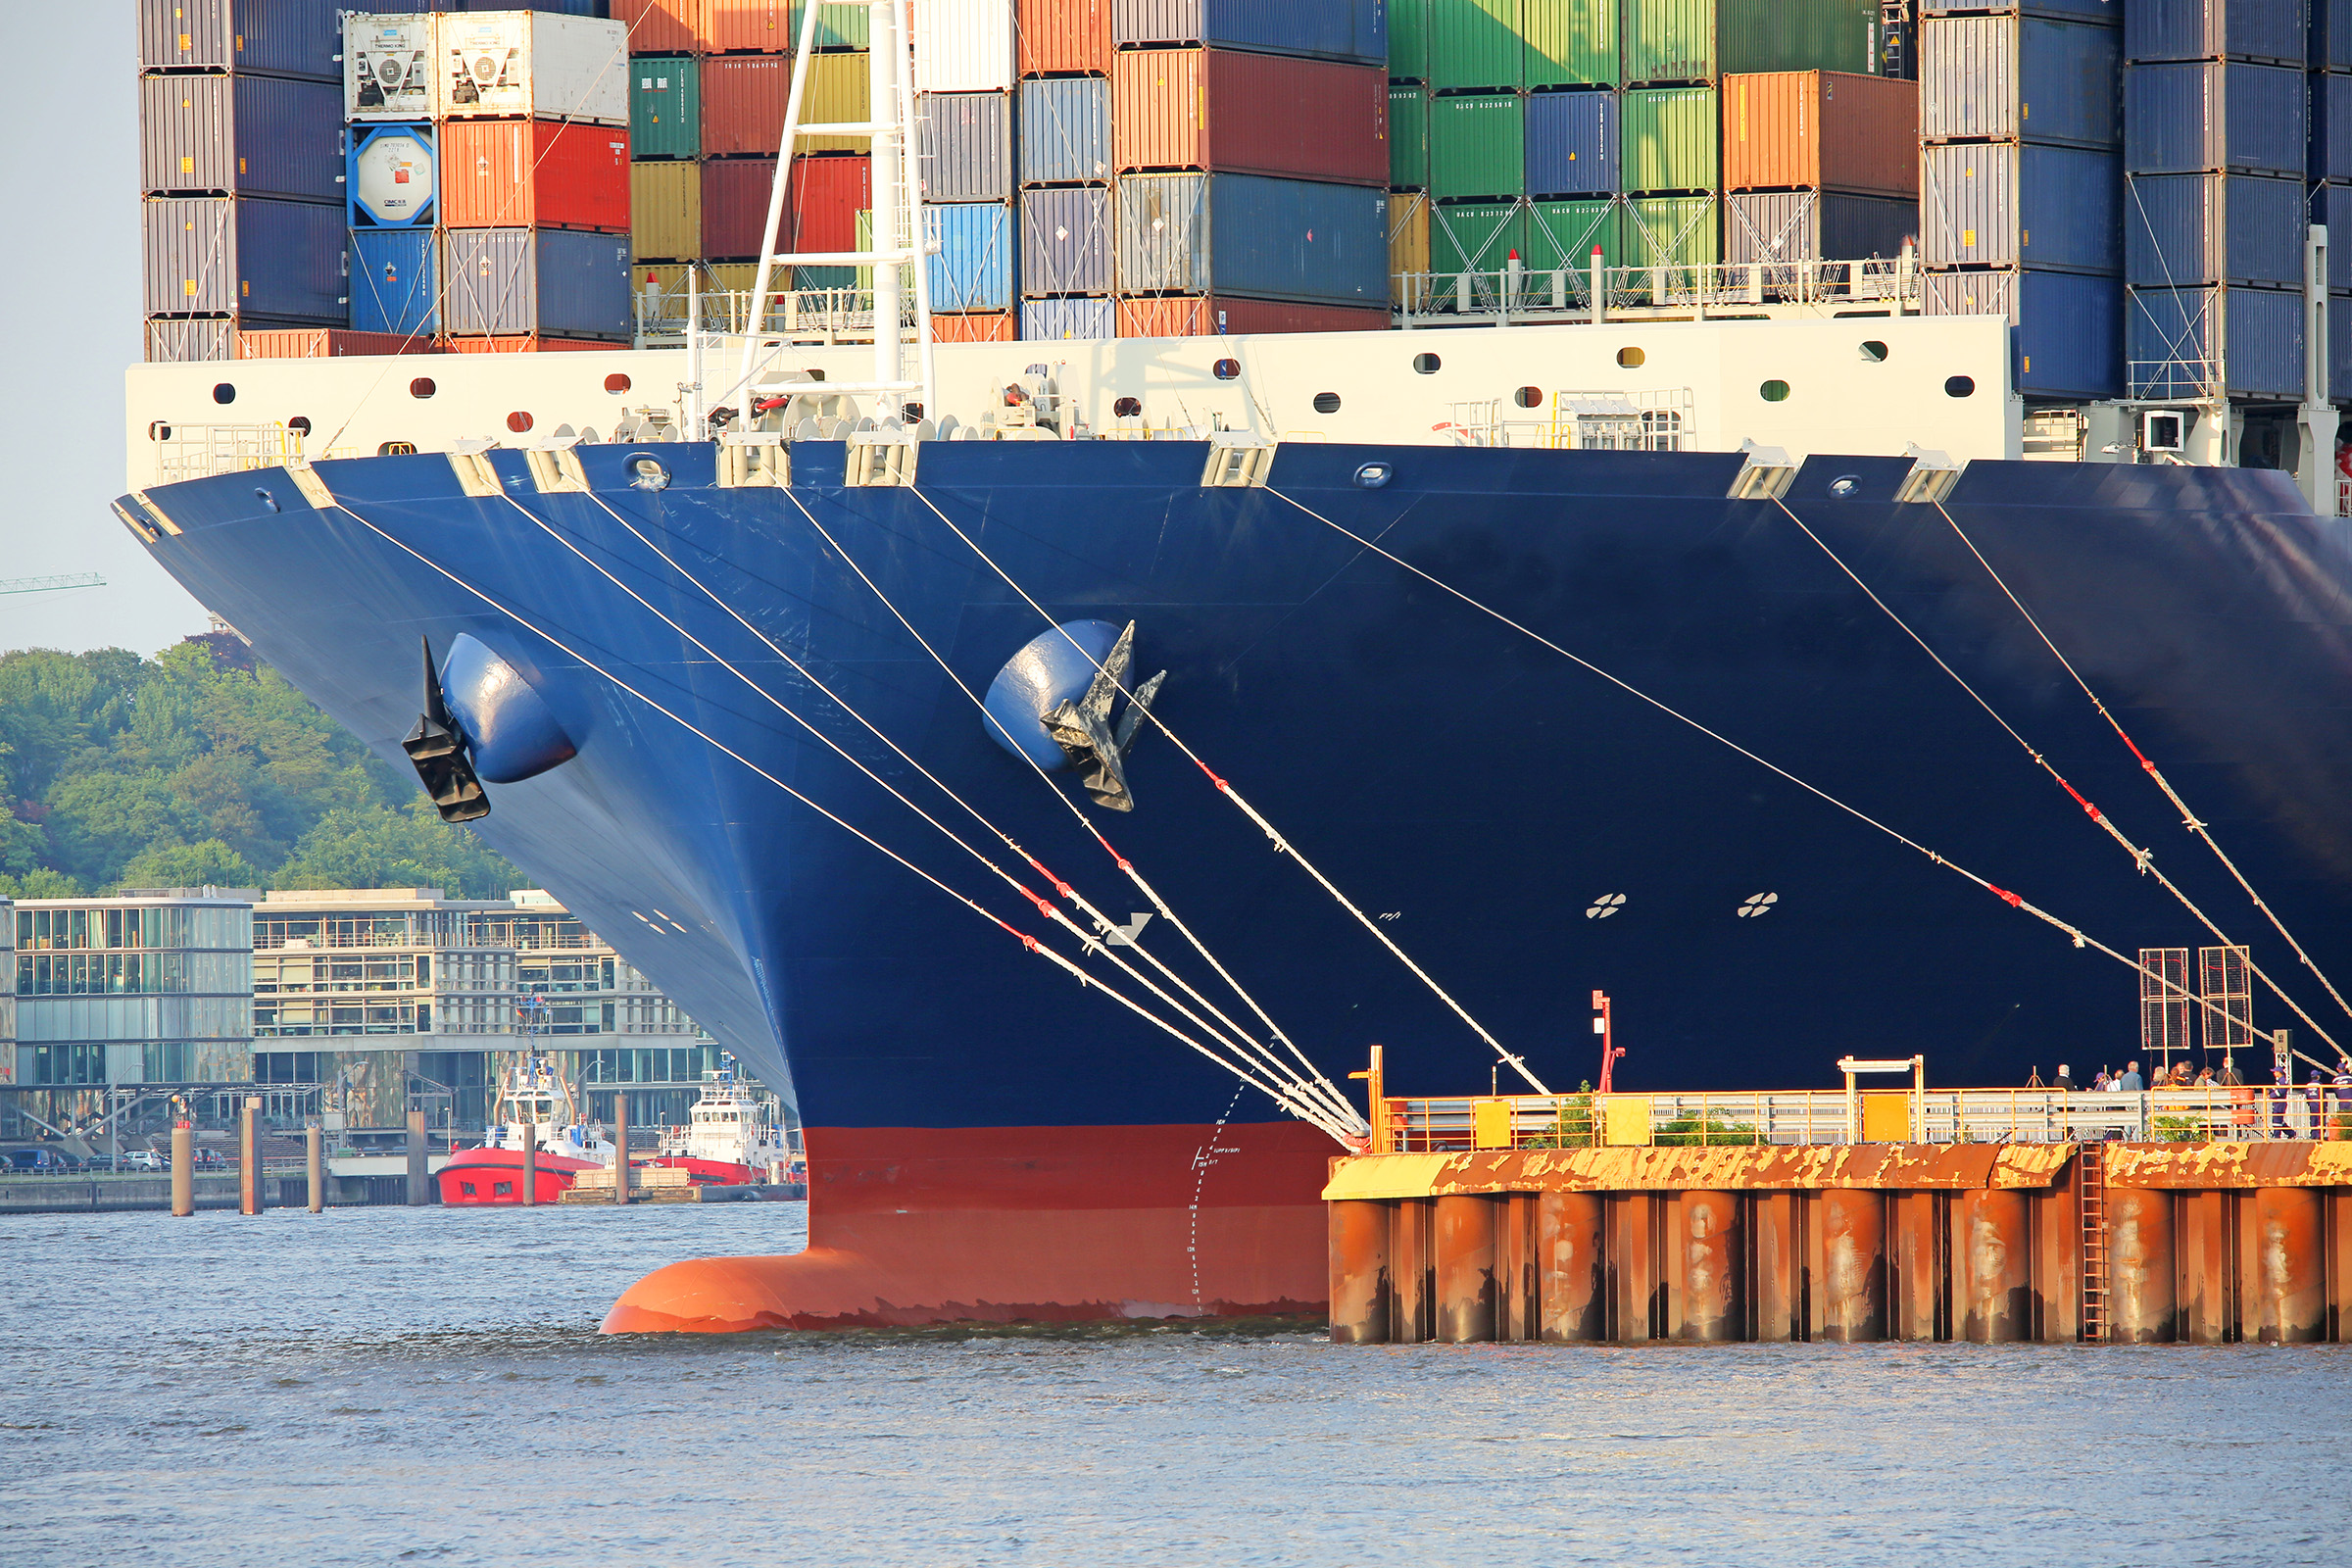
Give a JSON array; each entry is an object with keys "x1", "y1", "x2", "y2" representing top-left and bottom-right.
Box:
[{"x1": 2078, "y1": 1141, "x2": 2110, "y2": 1345}]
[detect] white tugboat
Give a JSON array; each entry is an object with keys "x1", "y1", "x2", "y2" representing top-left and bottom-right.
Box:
[
  {"x1": 651, "y1": 1055, "x2": 797, "y2": 1187},
  {"x1": 434, "y1": 1053, "x2": 614, "y2": 1206}
]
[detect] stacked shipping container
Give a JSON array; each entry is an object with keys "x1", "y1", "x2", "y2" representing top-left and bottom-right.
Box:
[
  {"x1": 920, "y1": 7, "x2": 1017, "y2": 335},
  {"x1": 137, "y1": 0, "x2": 349, "y2": 361},
  {"x1": 1721, "y1": 72, "x2": 1917, "y2": 271}
]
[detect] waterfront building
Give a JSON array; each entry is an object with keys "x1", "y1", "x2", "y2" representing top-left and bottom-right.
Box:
[{"x1": 0, "y1": 897, "x2": 13, "y2": 1088}]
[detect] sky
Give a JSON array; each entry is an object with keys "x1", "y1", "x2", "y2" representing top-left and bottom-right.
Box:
[{"x1": 0, "y1": 5, "x2": 214, "y2": 658}]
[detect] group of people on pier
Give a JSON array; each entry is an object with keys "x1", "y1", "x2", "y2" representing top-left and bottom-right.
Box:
[{"x1": 2024, "y1": 1055, "x2": 2352, "y2": 1139}]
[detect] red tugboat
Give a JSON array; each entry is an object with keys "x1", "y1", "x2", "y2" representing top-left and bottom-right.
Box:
[
  {"x1": 434, "y1": 1053, "x2": 614, "y2": 1206},
  {"x1": 646, "y1": 1056, "x2": 796, "y2": 1188}
]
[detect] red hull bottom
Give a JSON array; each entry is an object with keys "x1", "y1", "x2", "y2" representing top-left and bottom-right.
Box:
[
  {"x1": 602, "y1": 1122, "x2": 1334, "y2": 1332},
  {"x1": 436, "y1": 1147, "x2": 598, "y2": 1206}
]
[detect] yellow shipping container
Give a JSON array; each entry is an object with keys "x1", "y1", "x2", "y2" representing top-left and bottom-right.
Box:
[
  {"x1": 1389, "y1": 191, "x2": 1430, "y2": 304},
  {"x1": 802, "y1": 51, "x2": 869, "y2": 154},
  {"x1": 631, "y1": 161, "x2": 703, "y2": 261}
]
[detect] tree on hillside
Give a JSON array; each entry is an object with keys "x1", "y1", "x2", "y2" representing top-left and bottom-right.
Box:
[
  {"x1": 117, "y1": 838, "x2": 264, "y2": 892},
  {"x1": 276, "y1": 801, "x2": 519, "y2": 900}
]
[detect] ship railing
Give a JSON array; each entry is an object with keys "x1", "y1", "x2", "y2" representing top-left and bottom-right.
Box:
[
  {"x1": 636, "y1": 285, "x2": 905, "y2": 347},
  {"x1": 2127, "y1": 359, "x2": 2224, "y2": 403},
  {"x1": 1373, "y1": 1086, "x2": 2352, "y2": 1152},
  {"x1": 152, "y1": 422, "x2": 305, "y2": 485},
  {"x1": 1394, "y1": 258, "x2": 1919, "y2": 327}
]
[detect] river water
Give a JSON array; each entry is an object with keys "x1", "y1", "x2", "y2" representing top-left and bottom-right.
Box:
[{"x1": 2, "y1": 1203, "x2": 2344, "y2": 1566}]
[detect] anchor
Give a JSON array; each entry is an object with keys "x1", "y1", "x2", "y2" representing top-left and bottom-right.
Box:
[{"x1": 1041, "y1": 620, "x2": 1165, "y2": 812}]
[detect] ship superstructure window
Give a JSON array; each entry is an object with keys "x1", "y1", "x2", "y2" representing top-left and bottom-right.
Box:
[
  {"x1": 1944, "y1": 375, "x2": 1976, "y2": 398},
  {"x1": 1760, "y1": 380, "x2": 1790, "y2": 403},
  {"x1": 1212, "y1": 359, "x2": 1240, "y2": 379},
  {"x1": 1616, "y1": 348, "x2": 1644, "y2": 368},
  {"x1": 410, "y1": 378, "x2": 435, "y2": 399},
  {"x1": 1860, "y1": 340, "x2": 1888, "y2": 363},
  {"x1": 213, "y1": 383, "x2": 235, "y2": 404},
  {"x1": 1412, "y1": 353, "x2": 1441, "y2": 373},
  {"x1": 1312, "y1": 393, "x2": 1342, "y2": 414},
  {"x1": 1514, "y1": 386, "x2": 1543, "y2": 409}
]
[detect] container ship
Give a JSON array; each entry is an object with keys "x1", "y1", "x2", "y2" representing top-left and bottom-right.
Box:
[{"x1": 118, "y1": 0, "x2": 2352, "y2": 1330}]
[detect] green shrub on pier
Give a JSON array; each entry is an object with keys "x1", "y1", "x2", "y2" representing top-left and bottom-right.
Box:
[{"x1": 1652, "y1": 1111, "x2": 1762, "y2": 1148}]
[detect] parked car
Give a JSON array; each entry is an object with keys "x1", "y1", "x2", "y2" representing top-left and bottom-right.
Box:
[
  {"x1": 3, "y1": 1148, "x2": 75, "y2": 1173},
  {"x1": 120, "y1": 1149, "x2": 166, "y2": 1172}
]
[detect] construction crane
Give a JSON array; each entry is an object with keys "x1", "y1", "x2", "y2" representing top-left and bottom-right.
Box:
[{"x1": 0, "y1": 572, "x2": 105, "y2": 597}]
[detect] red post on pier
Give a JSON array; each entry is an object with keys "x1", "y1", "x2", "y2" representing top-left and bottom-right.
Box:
[
  {"x1": 239, "y1": 1096, "x2": 262, "y2": 1216},
  {"x1": 171, "y1": 1118, "x2": 193, "y2": 1217}
]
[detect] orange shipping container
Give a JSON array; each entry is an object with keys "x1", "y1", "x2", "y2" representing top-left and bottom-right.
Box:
[
  {"x1": 1723, "y1": 71, "x2": 1918, "y2": 199},
  {"x1": 440, "y1": 121, "x2": 631, "y2": 231},
  {"x1": 705, "y1": 0, "x2": 791, "y2": 52},
  {"x1": 1018, "y1": 0, "x2": 1110, "y2": 75},
  {"x1": 1112, "y1": 48, "x2": 1387, "y2": 186},
  {"x1": 931, "y1": 312, "x2": 1016, "y2": 342},
  {"x1": 236, "y1": 329, "x2": 439, "y2": 358},
  {"x1": 1115, "y1": 296, "x2": 1391, "y2": 337},
  {"x1": 440, "y1": 336, "x2": 615, "y2": 353},
  {"x1": 614, "y1": 0, "x2": 702, "y2": 55}
]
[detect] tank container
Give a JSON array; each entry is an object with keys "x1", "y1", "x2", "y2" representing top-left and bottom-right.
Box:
[
  {"x1": 1390, "y1": 192, "x2": 1432, "y2": 284},
  {"x1": 1724, "y1": 190, "x2": 1915, "y2": 264},
  {"x1": 612, "y1": 0, "x2": 699, "y2": 53},
  {"x1": 925, "y1": 202, "x2": 1016, "y2": 310},
  {"x1": 1113, "y1": 295, "x2": 1390, "y2": 334},
  {"x1": 348, "y1": 123, "x2": 437, "y2": 228},
  {"x1": 349, "y1": 227, "x2": 441, "y2": 336},
  {"x1": 1113, "y1": 172, "x2": 1386, "y2": 303},
  {"x1": 2126, "y1": 283, "x2": 2304, "y2": 397},
  {"x1": 1621, "y1": 86, "x2": 1718, "y2": 192},
  {"x1": 1622, "y1": 0, "x2": 1874, "y2": 87},
  {"x1": 1524, "y1": 195, "x2": 1619, "y2": 270},
  {"x1": 1391, "y1": 85, "x2": 1431, "y2": 188},
  {"x1": 1020, "y1": 185, "x2": 1113, "y2": 294},
  {"x1": 1020, "y1": 76, "x2": 1112, "y2": 185},
  {"x1": 139, "y1": 0, "x2": 340, "y2": 78},
  {"x1": 2124, "y1": 63, "x2": 2307, "y2": 176},
  {"x1": 143, "y1": 196, "x2": 348, "y2": 321},
  {"x1": 345, "y1": 14, "x2": 439, "y2": 121},
  {"x1": 705, "y1": 0, "x2": 793, "y2": 52},
  {"x1": 139, "y1": 74, "x2": 343, "y2": 203},
  {"x1": 630, "y1": 159, "x2": 703, "y2": 259},
  {"x1": 1621, "y1": 193, "x2": 1720, "y2": 268},
  {"x1": 1924, "y1": 268, "x2": 2124, "y2": 398},
  {"x1": 437, "y1": 13, "x2": 628, "y2": 124},
  {"x1": 1430, "y1": 0, "x2": 1523, "y2": 91},
  {"x1": 1524, "y1": 88, "x2": 1617, "y2": 196},
  {"x1": 920, "y1": 91, "x2": 1015, "y2": 202},
  {"x1": 2124, "y1": 172, "x2": 2306, "y2": 286},
  {"x1": 443, "y1": 227, "x2": 633, "y2": 339},
  {"x1": 2311, "y1": 71, "x2": 2352, "y2": 181},
  {"x1": 790, "y1": 0, "x2": 871, "y2": 48},
  {"x1": 1430, "y1": 92, "x2": 1525, "y2": 199},
  {"x1": 1524, "y1": 0, "x2": 1619, "y2": 89},
  {"x1": 1428, "y1": 197, "x2": 1524, "y2": 271},
  {"x1": 1919, "y1": 142, "x2": 2121, "y2": 271},
  {"x1": 1110, "y1": 0, "x2": 1387, "y2": 66},
  {"x1": 1019, "y1": 0, "x2": 1113, "y2": 74},
  {"x1": 2123, "y1": 1, "x2": 2306, "y2": 67},
  {"x1": 1021, "y1": 296, "x2": 1117, "y2": 338},
  {"x1": 440, "y1": 121, "x2": 631, "y2": 230},
  {"x1": 1722, "y1": 72, "x2": 1917, "y2": 197},
  {"x1": 631, "y1": 56, "x2": 700, "y2": 160},
  {"x1": 1111, "y1": 49, "x2": 1390, "y2": 185},
  {"x1": 1918, "y1": 16, "x2": 2120, "y2": 147},
  {"x1": 915, "y1": 0, "x2": 1016, "y2": 92}
]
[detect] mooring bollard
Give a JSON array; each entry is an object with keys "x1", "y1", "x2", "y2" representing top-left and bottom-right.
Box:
[
  {"x1": 171, "y1": 1121, "x2": 194, "y2": 1217},
  {"x1": 613, "y1": 1097, "x2": 630, "y2": 1206},
  {"x1": 307, "y1": 1121, "x2": 324, "y2": 1214},
  {"x1": 406, "y1": 1108, "x2": 429, "y2": 1206},
  {"x1": 520, "y1": 1120, "x2": 537, "y2": 1207},
  {"x1": 239, "y1": 1096, "x2": 262, "y2": 1216}
]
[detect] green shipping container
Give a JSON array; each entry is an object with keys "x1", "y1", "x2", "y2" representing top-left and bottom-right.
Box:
[
  {"x1": 1431, "y1": 92, "x2": 1525, "y2": 199},
  {"x1": 791, "y1": 0, "x2": 869, "y2": 49},
  {"x1": 1430, "y1": 198, "x2": 1527, "y2": 271},
  {"x1": 1524, "y1": 0, "x2": 1617, "y2": 89},
  {"x1": 1524, "y1": 197, "x2": 1620, "y2": 270},
  {"x1": 1432, "y1": 0, "x2": 1522, "y2": 91},
  {"x1": 1621, "y1": 85, "x2": 1717, "y2": 192},
  {"x1": 1621, "y1": 194, "x2": 1719, "y2": 268},
  {"x1": 1622, "y1": 0, "x2": 1873, "y2": 86},
  {"x1": 630, "y1": 56, "x2": 700, "y2": 160},
  {"x1": 1391, "y1": 85, "x2": 1431, "y2": 187},
  {"x1": 1391, "y1": 0, "x2": 1430, "y2": 81}
]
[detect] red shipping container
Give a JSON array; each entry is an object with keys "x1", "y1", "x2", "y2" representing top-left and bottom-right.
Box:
[
  {"x1": 440, "y1": 336, "x2": 615, "y2": 353},
  {"x1": 440, "y1": 121, "x2": 631, "y2": 231},
  {"x1": 702, "y1": 54, "x2": 790, "y2": 156},
  {"x1": 1018, "y1": 0, "x2": 1110, "y2": 75},
  {"x1": 614, "y1": 0, "x2": 702, "y2": 55},
  {"x1": 1115, "y1": 296, "x2": 1390, "y2": 337},
  {"x1": 1723, "y1": 71, "x2": 1918, "y2": 199},
  {"x1": 703, "y1": 154, "x2": 867, "y2": 257},
  {"x1": 931, "y1": 312, "x2": 1016, "y2": 342},
  {"x1": 705, "y1": 0, "x2": 792, "y2": 52},
  {"x1": 1112, "y1": 48, "x2": 1387, "y2": 185},
  {"x1": 236, "y1": 329, "x2": 440, "y2": 358}
]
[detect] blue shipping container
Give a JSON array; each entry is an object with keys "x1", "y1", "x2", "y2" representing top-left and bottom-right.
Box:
[
  {"x1": 2311, "y1": 71, "x2": 2352, "y2": 181},
  {"x1": 1925, "y1": 269, "x2": 2124, "y2": 399},
  {"x1": 1919, "y1": 142, "x2": 2120, "y2": 272},
  {"x1": 1917, "y1": 16, "x2": 2121, "y2": 150},
  {"x1": 2331, "y1": 291, "x2": 2352, "y2": 395},
  {"x1": 2123, "y1": 0, "x2": 2307, "y2": 67},
  {"x1": 1524, "y1": 89, "x2": 1617, "y2": 197},
  {"x1": 1110, "y1": 0, "x2": 1386, "y2": 67},
  {"x1": 2127, "y1": 283, "x2": 2305, "y2": 397},
  {"x1": 2124, "y1": 172, "x2": 2305, "y2": 286},
  {"x1": 927, "y1": 202, "x2": 1016, "y2": 311},
  {"x1": 347, "y1": 123, "x2": 436, "y2": 228},
  {"x1": 2125, "y1": 62, "x2": 2308, "y2": 175},
  {"x1": 141, "y1": 195, "x2": 347, "y2": 320},
  {"x1": 2328, "y1": 183, "x2": 2352, "y2": 288},
  {"x1": 1022, "y1": 297, "x2": 1116, "y2": 339},
  {"x1": 1019, "y1": 76, "x2": 1113, "y2": 187},
  {"x1": 348, "y1": 228, "x2": 439, "y2": 336},
  {"x1": 1115, "y1": 172, "x2": 1387, "y2": 304},
  {"x1": 443, "y1": 228, "x2": 631, "y2": 339},
  {"x1": 136, "y1": 73, "x2": 342, "y2": 202},
  {"x1": 2317, "y1": 0, "x2": 2352, "y2": 69}
]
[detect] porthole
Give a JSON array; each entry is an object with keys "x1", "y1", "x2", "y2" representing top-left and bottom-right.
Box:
[
  {"x1": 1616, "y1": 347, "x2": 1645, "y2": 368},
  {"x1": 1412, "y1": 352, "x2": 1442, "y2": 374},
  {"x1": 1944, "y1": 374, "x2": 1976, "y2": 398},
  {"x1": 410, "y1": 377, "x2": 436, "y2": 399},
  {"x1": 1759, "y1": 379, "x2": 1790, "y2": 403},
  {"x1": 1859, "y1": 340, "x2": 1888, "y2": 363},
  {"x1": 1513, "y1": 386, "x2": 1543, "y2": 410},
  {"x1": 506, "y1": 411, "x2": 534, "y2": 433},
  {"x1": 379, "y1": 441, "x2": 416, "y2": 456},
  {"x1": 604, "y1": 372, "x2": 632, "y2": 393},
  {"x1": 1312, "y1": 392, "x2": 1342, "y2": 414},
  {"x1": 1212, "y1": 359, "x2": 1241, "y2": 380},
  {"x1": 287, "y1": 416, "x2": 313, "y2": 436},
  {"x1": 212, "y1": 383, "x2": 235, "y2": 405},
  {"x1": 1112, "y1": 396, "x2": 1142, "y2": 417},
  {"x1": 148, "y1": 421, "x2": 172, "y2": 441}
]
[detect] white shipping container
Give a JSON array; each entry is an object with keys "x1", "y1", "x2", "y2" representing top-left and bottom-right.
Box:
[
  {"x1": 914, "y1": 0, "x2": 1016, "y2": 94},
  {"x1": 345, "y1": 13, "x2": 437, "y2": 122},
  {"x1": 439, "y1": 12, "x2": 628, "y2": 126}
]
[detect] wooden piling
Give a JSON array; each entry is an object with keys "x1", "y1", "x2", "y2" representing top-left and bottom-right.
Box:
[
  {"x1": 171, "y1": 1121, "x2": 193, "y2": 1217},
  {"x1": 520, "y1": 1120, "x2": 538, "y2": 1207},
  {"x1": 405, "y1": 1109, "x2": 429, "y2": 1206},
  {"x1": 306, "y1": 1122, "x2": 324, "y2": 1214},
  {"x1": 613, "y1": 1096, "x2": 630, "y2": 1205},
  {"x1": 238, "y1": 1097, "x2": 261, "y2": 1216}
]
